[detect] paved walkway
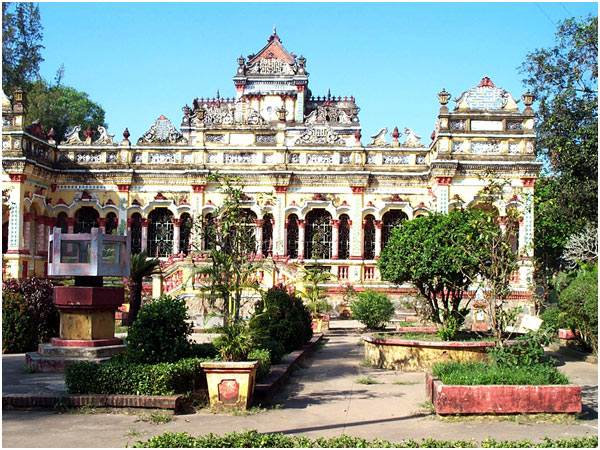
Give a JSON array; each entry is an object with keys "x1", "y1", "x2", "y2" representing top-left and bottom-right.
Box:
[{"x1": 2, "y1": 324, "x2": 598, "y2": 447}]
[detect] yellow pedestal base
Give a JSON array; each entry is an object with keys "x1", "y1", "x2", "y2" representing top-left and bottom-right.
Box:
[{"x1": 59, "y1": 310, "x2": 115, "y2": 340}]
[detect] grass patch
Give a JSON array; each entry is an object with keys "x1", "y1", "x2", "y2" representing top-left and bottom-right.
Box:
[
  {"x1": 417, "y1": 400, "x2": 435, "y2": 414},
  {"x1": 360, "y1": 359, "x2": 377, "y2": 368},
  {"x1": 127, "y1": 429, "x2": 145, "y2": 438},
  {"x1": 438, "y1": 413, "x2": 580, "y2": 424},
  {"x1": 355, "y1": 376, "x2": 381, "y2": 385},
  {"x1": 392, "y1": 380, "x2": 419, "y2": 385},
  {"x1": 432, "y1": 361, "x2": 569, "y2": 385},
  {"x1": 139, "y1": 410, "x2": 174, "y2": 424},
  {"x1": 374, "y1": 331, "x2": 496, "y2": 342}
]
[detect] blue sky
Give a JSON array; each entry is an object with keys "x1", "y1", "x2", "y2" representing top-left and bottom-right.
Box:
[{"x1": 35, "y1": 2, "x2": 598, "y2": 144}]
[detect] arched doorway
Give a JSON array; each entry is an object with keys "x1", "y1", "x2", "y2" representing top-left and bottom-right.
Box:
[
  {"x1": 105, "y1": 211, "x2": 118, "y2": 234},
  {"x1": 338, "y1": 214, "x2": 350, "y2": 259},
  {"x1": 286, "y1": 214, "x2": 299, "y2": 258},
  {"x1": 130, "y1": 213, "x2": 142, "y2": 254},
  {"x1": 148, "y1": 208, "x2": 174, "y2": 257},
  {"x1": 382, "y1": 210, "x2": 408, "y2": 251},
  {"x1": 305, "y1": 209, "x2": 332, "y2": 259},
  {"x1": 74, "y1": 206, "x2": 100, "y2": 233},
  {"x1": 363, "y1": 214, "x2": 376, "y2": 260},
  {"x1": 179, "y1": 212, "x2": 192, "y2": 255}
]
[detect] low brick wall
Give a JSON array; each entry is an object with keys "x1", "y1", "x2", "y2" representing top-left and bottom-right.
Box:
[
  {"x1": 3, "y1": 393, "x2": 181, "y2": 412},
  {"x1": 363, "y1": 335, "x2": 516, "y2": 371},
  {"x1": 425, "y1": 372, "x2": 582, "y2": 415}
]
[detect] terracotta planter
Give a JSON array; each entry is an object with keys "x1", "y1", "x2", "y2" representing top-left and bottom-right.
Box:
[
  {"x1": 200, "y1": 361, "x2": 259, "y2": 409},
  {"x1": 425, "y1": 372, "x2": 582, "y2": 414}
]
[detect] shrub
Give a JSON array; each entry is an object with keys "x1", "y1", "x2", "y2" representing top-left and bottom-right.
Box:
[
  {"x1": 213, "y1": 321, "x2": 253, "y2": 362},
  {"x1": 125, "y1": 295, "x2": 193, "y2": 364},
  {"x1": 488, "y1": 331, "x2": 554, "y2": 368},
  {"x1": 350, "y1": 289, "x2": 394, "y2": 330},
  {"x1": 540, "y1": 306, "x2": 569, "y2": 332},
  {"x1": 432, "y1": 361, "x2": 569, "y2": 386},
  {"x1": 3, "y1": 277, "x2": 59, "y2": 344},
  {"x1": 2, "y1": 292, "x2": 38, "y2": 353},
  {"x1": 247, "y1": 348, "x2": 271, "y2": 381},
  {"x1": 65, "y1": 356, "x2": 209, "y2": 395},
  {"x1": 189, "y1": 342, "x2": 218, "y2": 359},
  {"x1": 133, "y1": 430, "x2": 598, "y2": 448},
  {"x1": 559, "y1": 264, "x2": 598, "y2": 353},
  {"x1": 249, "y1": 286, "x2": 313, "y2": 362}
]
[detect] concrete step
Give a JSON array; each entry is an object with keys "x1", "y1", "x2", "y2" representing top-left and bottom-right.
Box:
[
  {"x1": 25, "y1": 352, "x2": 115, "y2": 373},
  {"x1": 37, "y1": 343, "x2": 126, "y2": 359}
]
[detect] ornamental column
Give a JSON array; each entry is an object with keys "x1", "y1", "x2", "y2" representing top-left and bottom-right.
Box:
[
  {"x1": 23, "y1": 213, "x2": 32, "y2": 254},
  {"x1": 374, "y1": 220, "x2": 383, "y2": 259},
  {"x1": 191, "y1": 184, "x2": 205, "y2": 253},
  {"x1": 45, "y1": 217, "x2": 57, "y2": 253},
  {"x1": 297, "y1": 219, "x2": 306, "y2": 260},
  {"x1": 434, "y1": 177, "x2": 452, "y2": 214},
  {"x1": 273, "y1": 185, "x2": 287, "y2": 257},
  {"x1": 255, "y1": 219, "x2": 265, "y2": 258},
  {"x1": 36, "y1": 216, "x2": 46, "y2": 255},
  {"x1": 66, "y1": 217, "x2": 77, "y2": 234},
  {"x1": 97, "y1": 217, "x2": 108, "y2": 234},
  {"x1": 141, "y1": 218, "x2": 150, "y2": 253},
  {"x1": 349, "y1": 186, "x2": 365, "y2": 260},
  {"x1": 331, "y1": 219, "x2": 340, "y2": 259},
  {"x1": 171, "y1": 218, "x2": 183, "y2": 255},
  {"x1": 117, "y1": 184, "x2": 130, "y2": 235}
]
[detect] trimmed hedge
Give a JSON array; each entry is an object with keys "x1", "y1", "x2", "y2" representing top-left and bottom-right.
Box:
[
  {"x1": 134, "y1": 430, "x2": 598, "y2": 448},
  {"x1": 2, "y1": 292, "x2": 38, "y2": 353},
  {"x1": 350, "y1": 289, "x2": 395, "y2": 330},
  {"x1": 65, "y1": 356, "x2": 210, "y2": 395},
  {"x1": 432, "y1": 361, "x2": 569, "y2": 386}
]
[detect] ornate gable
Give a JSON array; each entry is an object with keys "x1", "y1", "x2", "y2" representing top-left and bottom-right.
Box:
[{"x1": 453, "y1": 77, "x2": 520, "y2": 112}]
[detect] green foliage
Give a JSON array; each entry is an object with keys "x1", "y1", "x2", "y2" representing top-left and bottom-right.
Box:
[
  {"x1": 247, "y1": 348, "x2": 271, "y2": 381},
  {"x1": 3, "y1": 277, "x2": 60, "y2": 344},
  {"x1": 2, "y1": 2, "x2": 44, "y2": 93},
  {"x1": 134, "y1": 430, "x2": 598, "y2": 448},
  {"x1": 350, "y1": 289, "x2": 394, "y2": 330},
  {"x1": 125, "y1": 295, "x2": 193, "y2": 364},
  {"x1": 378, "y1": 210, "x2": 481, "y2": 338},
  {"x1": 488, "y1": 331, "x2": 554, "y2": 369},
  {"x1": 432, "y1": 361, "x2": 569, "y2": 386},
  {"x1": 540, "y1": 306, "x2": 569, "y2": 332},
  {"x1": 126, "y1": 252, "x2": 161, "y2": 326},
  {"x1": 522, "y1": 16, "x2": 598, "y2": 277},
  {"x1": 558, "y1": 264, "x2": 598, "y2": 353},
  {"x1": 25, "y1": 79, "x2": 107, "y2": 143},
  {"x1": 188, "y1": 342, "x2": 219, "y2": 359},
  {"x1": 249, "y1": 286, "x2": 313, "y2": 362},
  {"x1": 213, "y1": 321, "x2": 253, "y2": 362},
  {"x1": 64, "y1": 356, "x2": 208, "y2": 395},
  {"x1": 296, "y1": 264, "x2": 333, "y2": 317},
  {"x1": 2, "y1": 292, "x2": 37, "y2": 353}
]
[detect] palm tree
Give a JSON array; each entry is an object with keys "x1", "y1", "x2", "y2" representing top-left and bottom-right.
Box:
[
  {"x1": 125, "y1": 252, "x2": 161, "y2": 326},
  {"x1": 296, "y1": 264, "x2": 333, "y2": 318}
]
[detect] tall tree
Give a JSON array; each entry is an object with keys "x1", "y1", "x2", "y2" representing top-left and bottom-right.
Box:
[
  {"x1": 521, "y1": 15, "x2": 598, "y2": 276},
  {"x1": 2, "y1": 2, "x2": 44, "y2": 93}
]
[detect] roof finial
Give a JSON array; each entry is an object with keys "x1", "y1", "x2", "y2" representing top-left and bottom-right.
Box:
[{"x1": 273, "y1": 25, "x2": 277, "y2": 35}]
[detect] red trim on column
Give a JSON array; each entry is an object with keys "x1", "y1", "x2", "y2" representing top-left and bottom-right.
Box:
[
  {"x1": 521, "y1": 178, "x2": 536, "y2": 188},
  {"x1": 192, "y1": 184, "x2": 206, "y2": 193},
  {"x1": 274, "y1": 185, "x2": 288, "y2": 194},
  {"x1": 435, "y1": 177, "x2": 452, "y2": 186},
  {"x1": 117, "y1": 184, "x2": 130, "y2": 192},
  {"x1": 351, "y1": 186, "x2": 365, "y2": 194},
  {"x1": 9, "y1": 174, "x2": 27, "y2": 183}
]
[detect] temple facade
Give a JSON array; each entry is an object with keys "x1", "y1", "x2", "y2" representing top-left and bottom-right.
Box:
[{"x1": 2, "y1": 31, "x2": 541, "y2": 315}]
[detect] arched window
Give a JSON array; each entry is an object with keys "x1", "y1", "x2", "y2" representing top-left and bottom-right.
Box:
[
  {"x1": 286, "y1": 214, "x2": 299, "y2": 258},
  {"x1": 148, "y1": 208, "x2": 174, "y2": 257},
  {"x1": 75, "y1": 207, "x2": 99, "y2": 233},
  {"x1": 306, "y1": 209, "x2": 332, "y2": 259},
  {"x1": 363, "y1": 214, "x2": 376, "y2": 260},
  {"x1": 130, "y1": 213, "x2": 142, "y2": 254},
  {"x1": 382, "y1": 210, "x2": 407, "y2": 250},
  {"x1": 179, "y1": 213, "x2": 192, "y2": 255},
  {"x1": 57, "y1": 212, "x2": 68, "y2": 233},
  {"x1": 262, "y1": 214, "x2": 273, "y2": 257},
  {"x1": 338, "y1": 214, "x2": 350, "y2": 259},
  {"x1": 105, "y1": 212, "x2": 118, "y2": 235}
]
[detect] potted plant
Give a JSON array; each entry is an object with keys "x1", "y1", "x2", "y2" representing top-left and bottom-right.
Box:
[
  {"x1": 193, "y1": 173, "x2": 264, "y2": 409},
  {"x1": 296, "y1": 264, "x2": 333, "y2": 332}
]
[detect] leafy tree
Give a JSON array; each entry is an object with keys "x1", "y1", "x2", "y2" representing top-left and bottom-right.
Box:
[
  {"x1": 25, "y1": 78, "x2": 106, "y2": 143},
  {"x1": 378, "y1": 209, "x2": 481, "y2": 340},
  {"x1": 295, "y1": 264, "x2": 333, "y2": 318},
  {"x1": 521, "y1": 15, "x2": 598, "y2": 277},
  {"x1": 2, "y1": 2, "x2": 44, "y2": 93},
  {"x1": 125, "y1": 252, "x2": 161, "y2": 326}
]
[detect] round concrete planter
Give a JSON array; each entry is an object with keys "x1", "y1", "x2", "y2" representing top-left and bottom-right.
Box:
[
  {"x1": 362, "y1": 334, "x2": 519, "y2": 371},
  {"x1": 200, "y1": 360, "x2": 259, "y2": 409}
]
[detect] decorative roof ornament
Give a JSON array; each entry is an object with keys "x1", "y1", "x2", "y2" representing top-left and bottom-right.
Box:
[
  {"x1": 138, "y1": 115, "x2": 188, "y2": 145},
  {"x1": 369, "y1": 127, "x2": 391, "y2": 147},
  {"x1": 295, "y1": 124, "x2": 343, "y2": 146},
  {"x1": 453, "y1": 77, "x2": 520, "y2": 112},
  {"x1": 94, "y1": 126, "x2": 116, "y2": 146},
  {"x1": 61, "y1": 126, "x2": 83, "y2": 145},
  {"x1": 402, "y1": 128, "x2": 425, "y2": 148}
]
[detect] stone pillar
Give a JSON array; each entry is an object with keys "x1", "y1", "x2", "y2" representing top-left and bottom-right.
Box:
[
  {"x1": 152, "y1": 273, "x2": 163, "y2": 299},
  {"x1": 331, "y1": 219, "x2": 340, "y2": 259},
  {"x1": 22, "y1": 213, "x2": 32, "y2": 253},
  {"x1": 126, "y1": 217, "x2": 134, "y2": 235},
  {"x1": 171, "y1": 218, "x2": 182, "y2": 255},
  {"x1": 97, "y1": 217, "x2": 108, "y2": 234},
  {"x1": 434, "y1": 177, "x2": 452, "y2": 214},
  {"x1": 141, "y1": 218, "x2": 150, "y2": 253},
  {"x1": 255, "y1": 219, "x2": 264, "y2": 258},
  {"x1": 66, "y1": 217, "x2": 77, "y2": 234},
  {"x1": 273, "y1": 185, "x2": 287, "y2": 257},
  {"x1": 349, "y1": 186, "x2": 364, "y2": 260},
  {"x1": 297, "y1": 219, "x2": 305, "y2": 260},
  {"x1": 374, "y1": 220, "x2": 382, "y2": 259},
  {"x1": 191, "y1": 184, "x2": 205, "y2": 253},
  {"x1": 36, "y1": 217, "x2": 46, "y2": 255},
  {"x1": 45, "y1": 217, "x2": 56, "y2": 254}
]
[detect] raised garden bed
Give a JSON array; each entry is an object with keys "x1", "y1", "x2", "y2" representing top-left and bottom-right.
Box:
[
  {"x1": 425, "y1": 371, "x2": 582, "y2": 415},
  {"x1": 362, "y1": 334, "x2": 518, "y2": 371}
]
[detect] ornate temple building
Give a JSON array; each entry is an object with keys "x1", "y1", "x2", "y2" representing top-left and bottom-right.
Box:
[{"x1": 2, "y1": 30, "x2": 541, "y2": 317}]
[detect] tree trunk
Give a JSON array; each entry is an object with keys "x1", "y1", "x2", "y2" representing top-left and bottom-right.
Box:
[{"x1": 126, "y1": 280, "x2": 143, "y2": 326}]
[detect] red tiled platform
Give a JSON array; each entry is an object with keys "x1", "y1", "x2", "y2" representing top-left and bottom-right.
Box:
[{"x1": 50, "y1": 337, "x2": 123, "y2": 347}]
